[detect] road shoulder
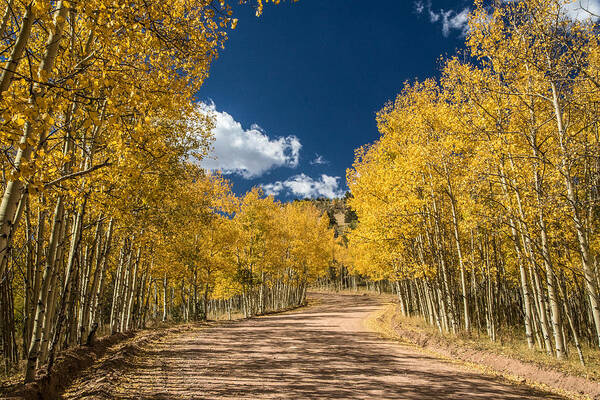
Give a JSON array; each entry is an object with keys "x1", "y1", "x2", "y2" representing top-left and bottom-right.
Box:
[{"x1": 365, "y1": 302, "x2": 599, "y2": 400}]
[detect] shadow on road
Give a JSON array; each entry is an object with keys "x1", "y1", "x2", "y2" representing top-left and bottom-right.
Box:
[{"x1": 64, "y1": 293, "x2": 563, "y2": 400}]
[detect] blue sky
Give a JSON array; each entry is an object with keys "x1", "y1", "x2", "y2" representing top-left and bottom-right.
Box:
[{"x1": 196, "y1": 0, "x2": 473, "y2": 200}]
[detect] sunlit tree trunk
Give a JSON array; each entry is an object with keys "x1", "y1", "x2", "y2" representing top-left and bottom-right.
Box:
[
  {"x1": 0, "y1": 1, "x2": 69, "y2": 282},
  {"x1": 445, "y1": 168, "x2": 470, "y2": 333},
  {"x1": 550, "y1": 82, "x2": 600, "y2": 348}
]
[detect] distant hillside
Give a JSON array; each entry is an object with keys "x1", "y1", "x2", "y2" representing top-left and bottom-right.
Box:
[{"x1": 298, "y1": 194, "x2": 358, "y2": 237}]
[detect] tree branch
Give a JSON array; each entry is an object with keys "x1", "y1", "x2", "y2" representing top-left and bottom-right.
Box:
[{"x1": 43, "y1": 158, "x2": 111, "y2": 188}]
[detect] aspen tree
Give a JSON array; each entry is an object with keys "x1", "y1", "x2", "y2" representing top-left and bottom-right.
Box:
[{"x1": 346, "y1": 0, "x2": 600, "y2": 361}]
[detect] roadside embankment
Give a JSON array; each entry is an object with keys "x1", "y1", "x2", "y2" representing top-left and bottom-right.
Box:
[{"x1": 366, "y1": 303, "x2": 600, "y2": 400}]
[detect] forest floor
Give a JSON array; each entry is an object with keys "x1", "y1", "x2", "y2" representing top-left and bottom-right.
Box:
[{"x1": 50, "y1": 292, "x2": 568, "y2": 399}]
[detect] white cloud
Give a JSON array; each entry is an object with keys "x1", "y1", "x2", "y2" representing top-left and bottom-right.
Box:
[
  {"x1": 415, "y1": 1, "x2": 470, "y2": 36},
  {"x1": 310, "y1": 154, "x2": 328, "y2": 165},
  {"x1": 427, "y1": 6, "x2": 470, "y2": 37},
  {"x1": 416, "y1": 0, "x2": 600, "y2": 37},
  {"x1": 563, "y1": 0, "x2": 600, "y2": 21},
  {"x1": 415, "y1": 1, "x2": 425, "y2": 14},
  {"x1": 502, "y1": 0, "x2": 600, "y2": 21},
  {"x1": 199, "y1": 102, "x2": 301, "y2": 178},
  {"x1": 262, "y1": 181, "x2": 285, "y2": 196},
  {"x1": 429, "y1": 9, "x2": 441, "y2": 23},
  {"x1": 442, "y1": 8, "x2": 470, "y2": 36},
  {"x1": 262, "y1": 174, "x2": 344, "y2": 199}
]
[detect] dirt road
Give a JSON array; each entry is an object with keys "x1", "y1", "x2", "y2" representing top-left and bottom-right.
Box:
[{"x1": 63, "y1": 293, "x2": 562, "y2": 399}]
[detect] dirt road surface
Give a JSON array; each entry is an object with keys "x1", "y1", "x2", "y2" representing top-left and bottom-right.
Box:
[{"x1": 62, "y1": 293, "x2": 563, "y2": 399}]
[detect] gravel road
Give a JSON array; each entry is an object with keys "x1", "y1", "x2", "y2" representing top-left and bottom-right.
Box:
[{"x1": 62, "y1": 292, "x2": 562, "y2": 399}]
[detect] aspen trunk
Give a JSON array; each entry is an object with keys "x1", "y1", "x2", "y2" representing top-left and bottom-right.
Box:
[
  {"x1": 534, "y1": 162, "x2": 566, "y2": 358},
  {"x1": 24, "y1": 198, "x2": 65, "y2": 382},
  {"x1": 162, "y1": 275, "x2": 168, "y2": 322},
  {"x1": 0, "y1": 4, "x2": 34, "y2": 95},
  {"x1": 43, "y1": 198, "x2": 86, "y2": 376},
  {"x1": 110, "y1": 244, "x2": 127, "y2": 333},
  {"x1": 447, "y1": 180, "x2": 470, "y2": 333},
  {"x1": 0, "y1": 1, "x2": 69, "y2": 282},
  {"x1": 125, "y1": 248, "x2": 141, "y2": 331},
  {"x1": 0, "y1": 0, "x2": 15, "y2": 40},
  {"x1": 550, "y1": 82, "x2": 600, "y2": 347},
  {"x1": 500, "y1": 166, "x2": 535, "y2": 349}
]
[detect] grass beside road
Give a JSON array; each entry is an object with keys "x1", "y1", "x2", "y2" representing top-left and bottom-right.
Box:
[{"x1": 365, "y1": 301, "x2": 600, "y2": 400}]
